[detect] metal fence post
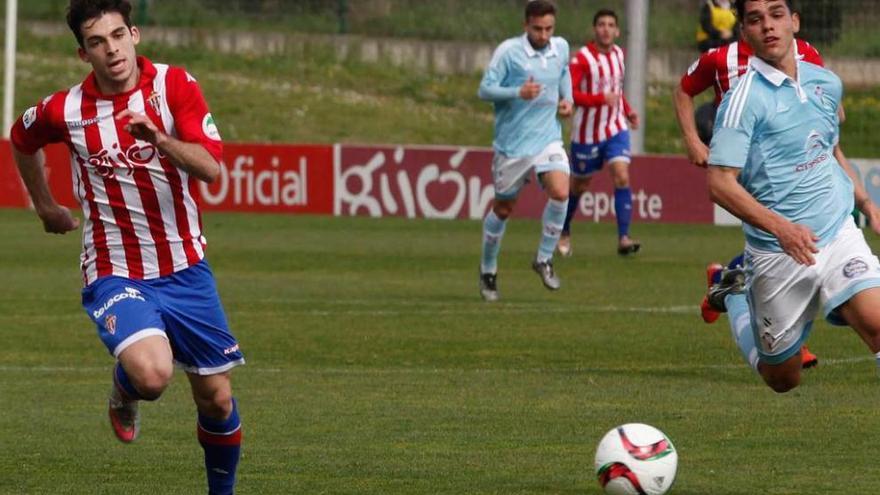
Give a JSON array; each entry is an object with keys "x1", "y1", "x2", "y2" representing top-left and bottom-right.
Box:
[
  {"x1": 338, "y1": 0, "x2": 349, "y2": 34},
  {"x1": 624, "y1": 0, "x2": 649, "y2": 155}
]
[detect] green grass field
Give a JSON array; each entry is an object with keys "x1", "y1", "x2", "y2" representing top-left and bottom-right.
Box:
[{"x1": 2, "y1": 208, "x2": 880, "y2": 494}]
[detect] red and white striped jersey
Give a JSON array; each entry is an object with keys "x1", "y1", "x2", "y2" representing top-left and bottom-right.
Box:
[
  {"x1": 570, "y1": 42, "x2": 634, "y2": 145},
  {"x1": 11, "y1": 57, "x2": 223, "y2": 286},
  {"x1": 680, "y1": 38, "x2": 824, "y2": 106}
]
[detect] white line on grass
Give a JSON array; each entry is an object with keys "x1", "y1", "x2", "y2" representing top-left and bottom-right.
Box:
[{"x1": 0, "y1": 355, "x2": 873, "y2": 375}]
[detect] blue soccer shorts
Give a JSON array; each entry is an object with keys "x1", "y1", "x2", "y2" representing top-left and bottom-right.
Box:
[
  {"x1": 570, "y1": 130, "x2": 632, "y2": 177},
  {"x1": 81, "y1": 260, "x2": 245, "y2": 375}
]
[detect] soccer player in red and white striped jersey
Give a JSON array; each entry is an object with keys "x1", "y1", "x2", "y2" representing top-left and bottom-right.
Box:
[
  {"x1": 673, "y1": 15, "x2": 829, "y2": 371},
  {"x1": 561, "y1": 9, "x2": 641, "y2": 257},
  {"x1": 675, "y1": 36, "x2": 822, "y2": 166},
  {"x1": 10, "y1": 2, "x2": 242, "y2": 493}
]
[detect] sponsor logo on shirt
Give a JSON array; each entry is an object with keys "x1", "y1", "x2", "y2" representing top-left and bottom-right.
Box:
[
  {"x1": 81, "y1": 143, "x2": 157, "y2": 178},
  {"x1": 68, "y1": 117, "x2": 101, "y2": 129},
  {"x1": 92, "y1": 287, "x2": 146, "y2": 319}
]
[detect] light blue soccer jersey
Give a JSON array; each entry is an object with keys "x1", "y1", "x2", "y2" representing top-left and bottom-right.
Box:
[
  {"x1": 478, "y1": 34, "x2": 573, "y2": 158},
  {"x1": 709, "y1": 57, "x2": 852, "y2": 252}
]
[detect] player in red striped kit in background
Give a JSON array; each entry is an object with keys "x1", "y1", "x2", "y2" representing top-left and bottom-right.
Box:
[
  {"x1": 10, "y1": 1, "x2": 242, "y2": 493},
  {"x1": 560, "y1": 9, "x2": 641, "y2": 257},
  {"x1": 673, "y1": 21, "x2": 826, "y2": 370}
]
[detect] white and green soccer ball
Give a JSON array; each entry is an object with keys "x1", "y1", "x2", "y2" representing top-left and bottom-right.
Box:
[{"x1": 594, "y1": 423, "x2": 678, "y2": 495}]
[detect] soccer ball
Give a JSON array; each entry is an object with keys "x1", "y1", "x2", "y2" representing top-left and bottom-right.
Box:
[{"x1": 594, "y1": 423, "x2": 678, "y2": 495}]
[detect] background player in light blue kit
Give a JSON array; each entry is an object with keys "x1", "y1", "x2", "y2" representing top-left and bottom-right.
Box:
[
  {"x1": 477, "y1": 0, "x2": 574, "y2": 302},
  {"x1": 707, "y1": 0, "x2": 880, "y2": 392}
]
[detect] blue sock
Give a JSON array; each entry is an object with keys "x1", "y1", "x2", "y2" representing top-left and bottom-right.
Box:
[
  {"x1": 562, "y1": 191, "x2": 579, "y2": 234},
  {"x1": 614, "y1": 187, "x2": 633, "y2": 238},
  {"x1": 726, "y1": 293, "x2": 759, "y2": 371},
  {"x1": 537, "y1": 198, "x2": 568, "y2": 263},
  {"x1": 114, "y1": 362, "x2": 144, "y2": 401},
  {"x1": 480, "y1": 211, "x2": 507, "y2": 274},
  {"x1": 198, "y1": 398, "x2": 242, "y2": 495},
  {"x1": 727, "y1": 253, "x2": 745, "y2": 270}
]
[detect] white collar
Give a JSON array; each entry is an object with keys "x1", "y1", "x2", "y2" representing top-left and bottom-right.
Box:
[
  {"x1": 750, "y1": 56, "x2": 808, "y2": 102},
  {"x1": 521, "y1": 33, "x2": 558, "y2": 59},
  {"x1": 750, "y1": 56, "x2": 798, "y2": 87}
]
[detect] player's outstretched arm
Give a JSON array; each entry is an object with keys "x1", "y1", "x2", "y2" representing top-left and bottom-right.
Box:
[
  {"x1": 11, "y1": 146, "x2": 79, "y2": 234},
  {"x1": 673, "y1": 85, "x2": 709, "y2": 167},
  {"x1": 707, "y1": 165, "x2": 818, "y2": 265},
  {"x1": 116, "y1": 109, "x2": 220, "y2": 183}
]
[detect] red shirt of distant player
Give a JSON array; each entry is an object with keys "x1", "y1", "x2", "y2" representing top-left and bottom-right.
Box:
[
  {"x1": 570, "y1": 41, "x2": 634, "y2": 145},
  {"x1": 680, "y1": 38, "x2": 824, "y2": 106},
  {"x1": 11, "y1": 56, "x2": 223, "y2": 285}
]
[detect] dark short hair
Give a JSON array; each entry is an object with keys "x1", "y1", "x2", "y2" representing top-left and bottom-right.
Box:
[
  {"x1": 735, "y1": 0, "x2": 794, "y2": 20},
  {"x1": 593, "y1": 8, "x2": 618, "y2": 26},
  {"x1": 67, "y1": 0, "x2": 133, "y2": 48},
  {"x1": 525, "y1": 0, "x2": 557, "y2": 21}
]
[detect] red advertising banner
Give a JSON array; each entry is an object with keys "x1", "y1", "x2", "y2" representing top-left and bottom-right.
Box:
[
  {"x1": 0, "y1": 141, "x2": 75, "y2": 209},
  {"x1": 335, "y1": 145, "x2": 714, "y2": 223},
  {"x1": 198, "y1": 143, "x2": 333, "y2": 214},
  {"x1": 2, "y1": 139, "x2": 713, "y2": 223},
  {"x1": 0, "y1": 140, "x2": 335, "y2": 215}
]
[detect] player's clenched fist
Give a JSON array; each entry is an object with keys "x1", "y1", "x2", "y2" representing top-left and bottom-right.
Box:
[
  {"x1": 38, "y1": 205, "x2": 80, "y2": 234},
  {"x1": 519, "y1": 76, "x2": 543, "y2": 100}
]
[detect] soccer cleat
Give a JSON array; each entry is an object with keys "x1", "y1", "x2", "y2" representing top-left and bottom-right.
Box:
[
  {"x1": 531, "y1": 259, "x2": 561, "y2": 291},
  {"x1": 801, "y1": 346, "x2": 819, "y2": 369},
  {"x1": 557, "y1": 234, "x2": 572, "y2": 257},
  {"x1": 617, "y1": 237, "x2": 641, "y2": 256},
  {"x1": 701, "y1": 263, "x2": 724, "y2": 324},
  {"x1": 479, "y1": 271, "x2": 499, "y2": 302},
  {"x1": 706, "y1": 266, "x2": 745, "y2": 312},
  {"x1": 108, "y1": 385, "x2": 140, "y2": 443}
]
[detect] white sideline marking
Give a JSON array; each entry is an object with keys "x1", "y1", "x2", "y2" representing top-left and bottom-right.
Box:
[
  {"x1": 233, "y1": 304, "x2": 699, "y2": 317},
  {"x1": 0, "y1": 356, "x2": 873, "y2": 375}
]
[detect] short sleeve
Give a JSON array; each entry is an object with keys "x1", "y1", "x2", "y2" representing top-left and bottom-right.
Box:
[
  {"x1": 799, "y1": 40, "x2": 825, "y2": 68},
  {"x1": 10, "y1": 94, "x2": 63, "y2": 154},
  {"x1": 165, "y1": 67, "x2": 223, "y2": 162},
  {"x1": 680, "y1": 51, "x2": 717, "y2": 97},
  {"x1": 709, "y1": 74, "x2": 762, "y2": 168}
]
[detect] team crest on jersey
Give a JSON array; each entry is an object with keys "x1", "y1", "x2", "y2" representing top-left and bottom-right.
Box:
[
  {"x1": 146, "y1": 91, "x2": 162, "y2": 114},
  {"x1": 202, "y1": 113, "x2": 221, "y2": 141},
  {"x1": 105, "y1": 314, "x2": 117, "y2": 335},
  {"x1": 22, "y1": 106, "x2": 37, "y2": 130}
]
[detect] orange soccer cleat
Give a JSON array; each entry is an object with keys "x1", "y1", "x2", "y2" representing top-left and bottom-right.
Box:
[
  {"x1": 701, "y1": 263, "x2": 724, "y2": 324},
  {"x1": 801, "y1": 346, "x2": 818, "y2": 369}
]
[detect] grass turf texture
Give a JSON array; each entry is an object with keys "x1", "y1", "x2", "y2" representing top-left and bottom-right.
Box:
[{"x1": 1, "y1": 208, "x2": 880, "y2": 494}]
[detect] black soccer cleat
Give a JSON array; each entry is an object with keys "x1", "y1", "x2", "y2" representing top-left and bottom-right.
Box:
[
  {"x1": 479, "y1": 271, "x2": 499, "y2": 302},
  {"x1": 706, "y1": 267, "x2": 745, "y2": 312},
  {"x1": 531, "y1": 259, "x2": 561, "y2": 291}
]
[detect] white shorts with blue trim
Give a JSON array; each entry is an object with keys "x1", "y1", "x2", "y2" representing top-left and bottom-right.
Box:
[
  {"x1": 491, "y1": 141, "x2": 570, "y2": 199},
  {"x1": 745, "y1": 217, "x2": 880, "y2": 365}
]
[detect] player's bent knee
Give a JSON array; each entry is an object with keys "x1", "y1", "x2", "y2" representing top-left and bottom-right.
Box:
[
  {"x1": 195, "y1": 385, "x2": 234, "y2": 419},
  {"x1": 136, "y1": 364, "x2": 174, "y2": 400}
]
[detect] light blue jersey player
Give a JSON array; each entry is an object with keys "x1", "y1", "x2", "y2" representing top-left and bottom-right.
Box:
[
  {"x1": 707, "y1": 0, "x2": 880, "y2": 393},
  {"x1": 477, "y1": 0, "x2": 574, "y2": 302}
]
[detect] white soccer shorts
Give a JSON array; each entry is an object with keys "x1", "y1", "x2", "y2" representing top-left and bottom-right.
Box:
[
  {"x1": 491, "y1": 141, "x2": 570, "y2": 199},
  {"x1": 745, "y1": 217, "x2": 880, "y2": 365}
]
